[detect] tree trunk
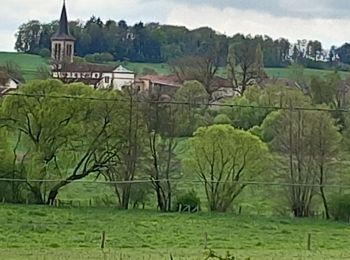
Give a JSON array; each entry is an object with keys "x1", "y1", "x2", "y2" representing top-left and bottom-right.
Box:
[
  {"x1": 30, "y1": 186, "x2": 44, "y2": 204},
  {"x1": 121, "y1": 184, "x2": 131, "y2": 210},
  {"x1": 47, "y1": 175, "x2": 84, "y2": 205},
  {"x1": 319, "y1": 165, "x2": 330, "y2": 220}
]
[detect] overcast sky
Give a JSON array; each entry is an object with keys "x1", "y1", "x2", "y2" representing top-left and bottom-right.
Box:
[{"x1": 1, "y1": 0, "x2": 350, "y2": 51}]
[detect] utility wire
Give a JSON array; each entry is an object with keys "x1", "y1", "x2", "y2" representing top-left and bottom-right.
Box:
[
  {"x1": 1, "y1": 177, "x2": 350, "y2": 189},
  {"x1": 1, "y1": 92, "x2": 349, "y2": 113}
]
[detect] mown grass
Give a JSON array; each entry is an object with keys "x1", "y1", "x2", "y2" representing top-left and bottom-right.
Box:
[
  {"x1": 0, "y1": 52, "x2": 47, "y2": 82},
  {"x1": 2, "y1": 52, "x2": 350, "y2": 83},
  {"x1": 1, "y1": 204, "x2": 350, "y2": 259}
]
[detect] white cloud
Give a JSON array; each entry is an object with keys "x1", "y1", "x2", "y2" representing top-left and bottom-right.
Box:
[
  {"x1": 0, "y1": 0, "x2": 172, "y2": 51},
  {"x1": 1, "y1": 1, "x2": 350, "y2": 51},
  {"x1": 166, "y1": 4, "x2": 350, "y2": 48}
]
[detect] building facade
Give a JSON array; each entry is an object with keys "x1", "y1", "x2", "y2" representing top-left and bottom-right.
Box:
[{"x1": 51, "y1": 2, "x2": 135, "y2": 90}]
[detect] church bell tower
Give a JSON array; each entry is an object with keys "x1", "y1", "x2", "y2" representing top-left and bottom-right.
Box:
[{"x1": 51, "y1": 1, "x2": 75, "y2": 64}]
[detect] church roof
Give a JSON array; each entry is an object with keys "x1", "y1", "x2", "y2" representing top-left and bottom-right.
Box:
[
  {"x1": 114, "y1": 65, "x2": 133, "y2": 74},
  {"x1": 51, "y1": 1, "x2": 75, "y2": 41},
  {"x1": 57, "y1": 63, "x2": 116, "y2": 73}
]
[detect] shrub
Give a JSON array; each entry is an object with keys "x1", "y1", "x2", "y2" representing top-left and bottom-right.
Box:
[
  {"x1": 38, "y1": 48, "x2": 51, "y2": 58},
  {"x1": 85, "y1": 52, "x2": 114, "y2": 63},
  {"x1": 329, "y1": 194, "x2": 350, "y2": 221},
  {"x1": 142, "y1": 67, "x2": 158, "y2": 75},
  {"x1": 213, "y1": 114, "x2": 231, "y2": 125},
  {"x1": 175, "y1": 190, "x2": 201, "y2": 212}
]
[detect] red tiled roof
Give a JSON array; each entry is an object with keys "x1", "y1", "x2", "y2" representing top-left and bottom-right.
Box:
[{"x1": 138, "y1": 74, "x2": 181, "y2": 87}]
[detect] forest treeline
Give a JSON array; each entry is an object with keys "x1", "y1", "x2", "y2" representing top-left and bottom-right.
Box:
[{"x1": 14, "y1": 18, "x2": 350, "y2": 69}]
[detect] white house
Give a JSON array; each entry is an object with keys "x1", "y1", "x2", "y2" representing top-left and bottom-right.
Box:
[
  {"x1": 52, "y1": 63, "x2": 135, "y2": 90},
  {"x1": 51, "y1": 2, "x2": 135, "y2": 90},
  {"x1": 0, "y1": 72, "x2": 20, "y2": 96}
]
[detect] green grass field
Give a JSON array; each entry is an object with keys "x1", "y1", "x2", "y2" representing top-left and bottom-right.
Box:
[
  {"x1": 1, "y1": 52, "x2": 350, "y2": 83},
  {"x1": 0, "y1": 52, "x2": 47, "y2": 82},
  {"x1": 1, "y1": 204, "x2": 349, "y2": 259}
]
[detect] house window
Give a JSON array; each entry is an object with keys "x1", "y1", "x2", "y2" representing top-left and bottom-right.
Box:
[
  {"x1": 66, "y1": 44, "x2": 72, "y2": 58},
  {"x1": 93, "y1": 73, "x2": 99, "y2": 78},
  {"x1": 105, "y1": 77, "x2": 110, "y2": 84}
]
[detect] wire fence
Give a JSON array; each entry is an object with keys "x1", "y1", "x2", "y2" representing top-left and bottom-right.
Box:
[
  {"x1": 1, "y1": 89, "x2": 350, "y2": 219},
  {"x1": 0, "y1": 177, "x2": 348, "y2": 219}
]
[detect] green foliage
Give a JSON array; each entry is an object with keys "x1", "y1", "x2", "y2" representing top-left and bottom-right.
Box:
[
  {"x1": 0, "y1": 52, "x2": 46, "y2": 81},
  {"x1": 219, "y1": 96, "x2": 267, "y2": 130},
  {"x1": 184, "y1": 125, "x2": 270, "y2": 212},
  {"x1": 38, "y1": 48, "x2": 51, "y2": 58},
  {"x1": 0, "y1": 60, "x2": 25, "y2": 82},
  {"x1": 213, "y1": 114, "x2": 231, "y2": 125},
  {"x1": 1, "y1": 80, "x2": 131, "y2": 204},
  {"x1": 84, "y1": 52, "x2": 114, "y2": 63},
  {"x1": 329, "y1": 194, "x2": 350, "y2": 221},
  {"x1": 1, "y1": 204, "x2": 350, "y2": 259},
  {"x1": 310, "y1": 71, "x2": 343, "y2": 107},
  {"x1": 0, "y1": 128, "x2": 16, "y2": 202},
  {"x1": 173, "y1": 81, "x2": 210, "y2": 137},
  {"x1": 175, "y1": 80, "x2": 209, "y2": 104},
  {"x1": 260, "y1": 100, "x2": 341, "y2": 217},
  {"x1": 175, "y1": 189, "x2": 201, "y2": 212}
]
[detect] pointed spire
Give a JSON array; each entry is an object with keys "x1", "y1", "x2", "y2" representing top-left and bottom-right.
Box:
[{"x1": 51, "y1": 0, "x2": 75, "y2": 40}]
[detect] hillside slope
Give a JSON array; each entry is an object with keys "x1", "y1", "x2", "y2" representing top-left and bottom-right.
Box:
[{"x1": 1, "y1": 52, "x2": 349, "y2": 82}]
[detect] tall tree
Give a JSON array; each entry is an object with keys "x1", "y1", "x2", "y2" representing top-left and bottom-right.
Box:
[
  {"x1": 260, "y1": 92, "x2": 341, "y2": 217},
  {"x1": 227, "y1": 39, "x2": 266, "y2": 95},
  {"x1": 184, "y1": 125, "x2": 270, "y2": 212}
]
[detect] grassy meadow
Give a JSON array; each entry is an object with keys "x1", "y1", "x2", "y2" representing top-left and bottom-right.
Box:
[
  {"x1": 1, "y1": 52, "x2": 350, "y2": 83},
  {"x1": 0, "y1": 52, "x2": 47, "y2": 81},
  {"x1": 1, "y1": 204, "x2": 350, "y2": 259}
]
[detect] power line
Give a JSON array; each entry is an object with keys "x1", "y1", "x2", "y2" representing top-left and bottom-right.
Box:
[
  {"x1": 1, "y1": 177, "x2": 350, "y2": 189},
  {"x1": 2, "y1": 92, "x2": 350, "y2": 113}
]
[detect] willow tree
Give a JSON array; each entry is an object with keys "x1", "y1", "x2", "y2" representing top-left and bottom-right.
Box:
[
  {"x1": 1, "y1": 80, "x2": 128, "y2": 204},
  {"x1": 261, "y1": 104, "x2": 341, "y2": 218},
  {"x1": 184, "y1": 125, "x2": 270, "y2": 212}
]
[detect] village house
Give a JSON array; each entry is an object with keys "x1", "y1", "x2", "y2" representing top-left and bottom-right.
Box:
[
  {"x1": 0, "y1": 72, "x2": 20, "y2": 96},
  {"x1": 51, "y1": 2, "x2": 135, "y2": 90},
  {"x1": 135, "y1": 74, "x2": 181, "y2": 99}
]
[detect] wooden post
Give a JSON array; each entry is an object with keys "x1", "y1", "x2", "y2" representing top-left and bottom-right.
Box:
[
  {"x1": 307, "y1": 233, "x2": 311, "y2": 250},
  {"x1": 188, "y1": 205, "x2": 191, "y2": 213},
  {"x1": 204, "y1": 232, "x2": 208, "y2": 249},
  {"x1": 101, "y1": 231, "x2": 106, "y2": 249},
  {"x1": 178, "y1": 204, "x2": 182, "y2": 213}
]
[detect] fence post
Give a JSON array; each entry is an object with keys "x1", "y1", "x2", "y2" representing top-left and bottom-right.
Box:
[
  {"x1": 178, "y1": 204, "x2": 182, "y2": 213},
  {"x1": 307, "y1": 233, "x2": 311, "y2": 250},
  {"x1": 204, "y1": 232, "x2": 208, "y2": 249},
  {"x1": 101, "y1": 231, "x2": 106, "y2": 249}
]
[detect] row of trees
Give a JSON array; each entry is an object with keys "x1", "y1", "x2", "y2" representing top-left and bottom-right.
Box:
[
  {"x1": 1, "y1": 78, "x2": 350, "y2": 217},
  {"x1": 15, "y1": 18, "x2": 350, "y2": 67}
]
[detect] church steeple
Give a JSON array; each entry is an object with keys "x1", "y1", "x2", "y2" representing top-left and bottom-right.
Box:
[
  {"x1": 52, "y1": 1, "x2": 75, "y2": 40},
  {"x1": 51, "y1": 1, "x2": 75, "y2": 63}
]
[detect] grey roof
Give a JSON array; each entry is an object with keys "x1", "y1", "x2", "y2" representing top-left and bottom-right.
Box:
[
  {"x1": 58, "y1": 63, "x2": 116, "y2": 72},
  {"x1": 51, "y1": 2, "x2": 75, "y2": 41}
]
